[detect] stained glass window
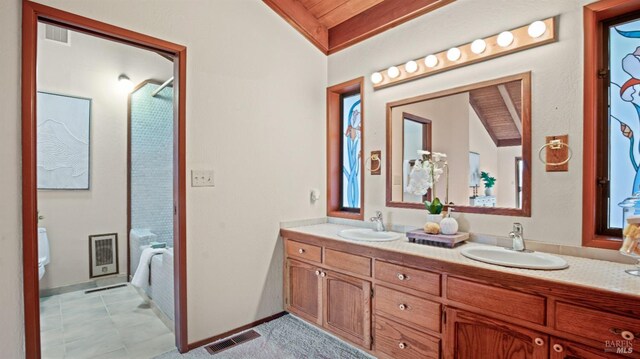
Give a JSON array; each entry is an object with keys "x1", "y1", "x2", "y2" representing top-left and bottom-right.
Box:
[
  {"x1": 608, "y1": 16, "x2": 640, "y2": 230},
  {"x1": 341, "y1": 93, "x2": 362, "y2": 210}
]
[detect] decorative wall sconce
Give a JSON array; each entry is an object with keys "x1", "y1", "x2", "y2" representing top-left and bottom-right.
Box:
[{"x1": 370, "y1": 17, "x2": 557, "y2": 90}]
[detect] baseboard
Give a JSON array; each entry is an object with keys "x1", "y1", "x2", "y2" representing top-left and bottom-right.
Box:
[
  {"x1": 39, "y1": 274, "x2": 127, "y2": 297},
  {"x1": 186, "y1": 311, "x2": 287, "y2": 351}
]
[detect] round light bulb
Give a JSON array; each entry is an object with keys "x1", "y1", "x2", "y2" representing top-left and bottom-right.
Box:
[
  {"x1": 470, "y1": 39, "x2": 486, "y2": 54},
  {"x1": 387, "y1": 66, "x2": 400, "y2": 79},
  {"x1": 405, "y1": 60, "x2": 418, "y2": 74},
  {"x1": 528, "y1": 20, "x2": 547, "y2": 38},
  {"x1": 118, "y1": 74, "x2": 134, "y2": 93},
  {"x1": 371, "y1": 72, "x2": 383, "y2": 84},
  {"x1": 424, "y1": 54, "x2": 438, "y2": 68},
  {"x1": 497, "y1": 31, "x2": 514, "y2": 47},
  {"x1": 447, "y1": 47, "x2": 461, "y2": 61}
]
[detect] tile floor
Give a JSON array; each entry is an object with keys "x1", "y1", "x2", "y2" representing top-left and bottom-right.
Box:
[{"x1": 40, "y1": 284, "x2": 176, "y2": 359}]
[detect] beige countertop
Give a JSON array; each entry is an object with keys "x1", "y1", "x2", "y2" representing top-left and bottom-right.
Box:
[{"x1": 281, "y1": 223, "x2": 640, "y2": 299}]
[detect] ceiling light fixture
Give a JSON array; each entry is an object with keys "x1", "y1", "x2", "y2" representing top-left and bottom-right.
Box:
[
  {"x1": 528, "y1": 20, "x2": 547, "y2": 38},
  {"x1": 405, "y1": 60, "x2": 418, "y2": 73},
  {"x1": 497, "y1": 31, "x2": 514, "y2": 47},
  {"x1": 370, "y1": 17, "x2": 557, "y2": 90},
  {"x1": 424, "y1": 55, "x2": 438, "y2": 68},
  {"x1": 470, "y1": 39, "x2": 486, "y2": 54},
  {"x1": 371, "y1": 72, "x2": 383, "y2": 84},
  {"x1": 447, "y1": 47, "x2": 461, "y2": 61},
  {"x1": 118, "y1": 74, "x2": 134, "y2": 93},
  {"x1": 387, "y1": 66, "x2": 400, "y2": 79}
]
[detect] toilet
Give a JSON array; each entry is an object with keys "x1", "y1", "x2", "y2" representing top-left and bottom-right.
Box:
[{"x1": 38, "y1": 228, "x2": 50, "y2": 280}]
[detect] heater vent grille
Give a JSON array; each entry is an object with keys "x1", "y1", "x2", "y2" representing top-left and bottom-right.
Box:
[
  {"x1": 95, "y1": 238, "x2": 114, "y2": 266},
  {"x1": 205, "y1": 330, "x2": 261, "y2": 355}
]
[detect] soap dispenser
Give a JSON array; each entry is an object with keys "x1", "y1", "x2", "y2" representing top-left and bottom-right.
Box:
[
  {"x1": 440, "y1": 207, "x2": 459, "y2": 235},
  {"x1": 619, "y1": 192, "x2": 640, "y2": 276}
]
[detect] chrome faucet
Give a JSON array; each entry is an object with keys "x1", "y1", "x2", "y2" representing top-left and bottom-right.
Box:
[
  {"x1": 370, "y1": 211, "x2": 386, "y2": 232},
  {"x1": 509, "y1": 223, "x2": 527, "y2": 252}
]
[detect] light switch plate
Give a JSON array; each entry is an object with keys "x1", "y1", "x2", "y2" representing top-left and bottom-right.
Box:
[{"x1": 191, "y1": 170, "x2": 214, "y2": 187}]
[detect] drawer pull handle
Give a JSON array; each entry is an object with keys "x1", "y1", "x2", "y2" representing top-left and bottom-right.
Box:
[
  {"x1": 534, "y1": 338, "x2": 544, "y2": 346},
  {"x1": 397, "y1": 273, "x2": 407, "y2": 281},
  {"x1": 553, "y1": 344, "x2": 563, "y2": 353},
  {"x1": 298, "y1": 249, "x2": 305, "y2": 254},
  {"x1": 398, "y1": 304, "x2": 407, "y2": 311},
  {"x1": 320, "y1": 272, "x2": 326, "y2": 277},
  {"x1": 398, "y1": 342, "x2": 407, "y2": 349},
  {"x1": 610, "y1": 328, "x2": 637, "y2": 340},
  {"x1": 315, "y1": 270, "x2": 321, "y2": 276}
]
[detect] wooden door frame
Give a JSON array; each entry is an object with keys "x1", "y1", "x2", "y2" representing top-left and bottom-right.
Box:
[
  {"x1": 21, "y1": 1, "x2": 188, "y2": 357},
  {"x1": 583, "y1": 0, "x2": 640, "y2": 249}
]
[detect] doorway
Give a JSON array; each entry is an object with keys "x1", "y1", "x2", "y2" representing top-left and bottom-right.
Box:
[{"x1": 21, "y1": 2, "x2": 188, "y2": 357}]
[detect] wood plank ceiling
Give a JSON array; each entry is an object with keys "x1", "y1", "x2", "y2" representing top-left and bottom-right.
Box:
[
  {"x1": 263, "y1": 0, "x2": 456, "y2": 55},
  {"x1": 469, "y1": 80, "x2": 523, "y2": 147}
]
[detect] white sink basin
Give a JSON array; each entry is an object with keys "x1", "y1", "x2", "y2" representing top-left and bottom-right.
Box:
[
  {"x1": 338, "y1": 228, "x2": 402, "y2": 242},
  {"x1": 460, "y1": 246, "x2": 569, "y2": 270}
]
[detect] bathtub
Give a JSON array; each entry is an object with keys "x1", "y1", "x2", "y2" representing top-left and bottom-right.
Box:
[
  {"x1": 150, "y1": 247, "x2": 174, "y2": 321},
  {"x1": 130, "y1": 229, "x2": 174, "y2": 322}
]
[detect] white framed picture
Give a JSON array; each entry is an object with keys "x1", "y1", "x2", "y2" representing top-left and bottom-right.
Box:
[{"x1": 37, "y1": 91, "x2": 91, "y2": 190}]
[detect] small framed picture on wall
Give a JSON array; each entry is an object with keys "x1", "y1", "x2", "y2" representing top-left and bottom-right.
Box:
[{"x1": 89, "y1": 233, "x2": 119, "y2": 278}]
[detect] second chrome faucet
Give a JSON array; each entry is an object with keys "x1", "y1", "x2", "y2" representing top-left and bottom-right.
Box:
[
  {"x1": 509, "y1": 223, "x2": 530, "y2": 252},
  {"x1": 370, "y1": 211, "x2": 386, "y2": 232}
]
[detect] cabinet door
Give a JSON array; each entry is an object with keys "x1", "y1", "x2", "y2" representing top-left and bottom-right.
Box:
[
  {"x1": 323, "y1": 270, "x2": 372, "y2": 349},
  {"x1": 285, "y1": 259, "x2": 322, "y2": 325},
  {"x1": 444, "y1": 308, "x2": 548, "y2": 359},
  {"x1": 550, "y1": 337, "x2": 627, "y2": 359}
]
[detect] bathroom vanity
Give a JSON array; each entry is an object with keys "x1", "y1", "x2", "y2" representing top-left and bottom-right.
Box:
[{"x1": 281, "y1": 224, "x2": 640, "y2": 359}]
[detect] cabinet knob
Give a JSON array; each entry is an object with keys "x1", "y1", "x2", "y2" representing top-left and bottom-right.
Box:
[
  {"x1": 534, "y1": 338, "x2": 544, "y2": 346},
  {"x1": 298, "y1": 248, "x2": 305, "y2": 254},
  {"x1": 610, "y1": 328, "x2": 636, "y2": 340},
  {"x1": 397, "y1": 273, "x2": 407, "y2": 281},
  {"x1": 552, "y1": 344, "x2": 563, "y2": 353},
  {"x1": 621, "y1": 331, "x2": 635, "y2": 341},
  {"x1": 398, "y1": 304, "x2": 407, "y2": 311},
  {"x1": 398, "y1": 342, "x2": 407, "y2": 349},
  {"x1": 320, "y1": 272, "x2": 326, "y2": 277},
  {"x1": 315, "y1": 270, "x2": 321, "y2": 276}
]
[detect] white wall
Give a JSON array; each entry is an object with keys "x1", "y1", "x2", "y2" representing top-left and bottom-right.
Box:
[
  {"x1": 469, "y1": 103, "x2": 499, "y2": 197},
  {"x1": 329, "y1": 0, "x2": 590, "y2": 246},
  {"x1": 1, "y1": 0, "x2": 327, "y2": 353},
  {"x1": 0, "y1": 0, "x2": 25, "y2": 356},
  {"x1": 37, "y1": 25, "x2": 173, "y2": 290}
]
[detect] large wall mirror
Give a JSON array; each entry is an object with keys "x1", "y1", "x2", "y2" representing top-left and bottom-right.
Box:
[{"x1": 386, "y1": 72, "x2": 531, "y2": 216}]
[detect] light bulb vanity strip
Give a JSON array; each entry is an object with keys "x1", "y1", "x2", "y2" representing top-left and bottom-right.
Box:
[{"x1": 370, "y1": 17, "x2": 557, "y2": 90}]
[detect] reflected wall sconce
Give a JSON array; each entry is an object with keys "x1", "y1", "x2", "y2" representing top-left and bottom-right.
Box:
[{"x1": 370, "y1": 17, "x2": 557, "y2": 90}]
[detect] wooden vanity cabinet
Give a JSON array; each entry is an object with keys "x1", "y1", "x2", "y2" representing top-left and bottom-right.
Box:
[
  {"x1": 285, "y1": 259, "x2": 322, "y2": 325},
  {"x1": 444, "y1": 308, "x2": 549, "y2": 359},
  {"x1": 285, "y1": 254, "x2": 372, "y2": 349},
  {"x1": 549, "y1": 337, "x2": 624, "y2": 359},
  {"x1": 323, "y1": 270, "x2": 371, "y2": 348},
  {"x1": 282, "y1": 232, "x2": 640, "y2": 359}
]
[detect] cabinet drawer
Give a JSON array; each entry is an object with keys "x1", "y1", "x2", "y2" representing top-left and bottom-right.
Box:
[
  {"x1": 325, "y1": 248, "x2": 371, "y2": 277},
  {"x1": 375, "y1": 286, "x2": 441, "y2": 333},
  {"x1": 286, "y1": 239, "x2": 322, "y2": 263},
  {"x1": 374, "y1": 315, "x2": 439, "y2": 359},
  {"x1": 375, "y1": 260, "x2": 440, "y2": 296},
  {"x1": 555, "y1": 302, "x2": 640, "y2": 347},
  {"x1": 446, "y1": 276, "x2": 546, "y2": 325}
]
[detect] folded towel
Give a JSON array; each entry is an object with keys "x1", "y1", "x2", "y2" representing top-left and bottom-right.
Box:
[{"x1": 131, "y1": 247, "x2": 168, "y2": 288}]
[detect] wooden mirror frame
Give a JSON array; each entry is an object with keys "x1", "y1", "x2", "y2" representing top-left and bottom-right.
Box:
[{"x1": 385, "y1": 72, "x2": 532, "y2": 217}]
